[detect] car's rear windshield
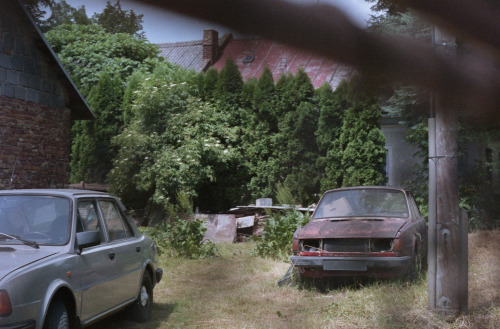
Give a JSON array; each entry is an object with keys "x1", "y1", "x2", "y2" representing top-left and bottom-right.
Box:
[
  {"x1": 0, "y1": 195, "x2": 71, "y2": 245},
  {"x1": 313, "y1": 189, "x2": 409, "y2": 219}
]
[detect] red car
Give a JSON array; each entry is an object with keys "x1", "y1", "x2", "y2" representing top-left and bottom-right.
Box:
[{"x1": 291, "y1": 186, "x2": 427, "y2": 281}]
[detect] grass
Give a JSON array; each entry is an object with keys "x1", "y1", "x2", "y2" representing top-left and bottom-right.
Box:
[{"x1": 89, "y1": 230, "x2": 500, "y2": 329}]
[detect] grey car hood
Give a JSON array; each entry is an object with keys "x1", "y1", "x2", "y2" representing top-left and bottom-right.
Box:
[{"x1": 0, "y1": 247, "x2": 57, "y2": 281}]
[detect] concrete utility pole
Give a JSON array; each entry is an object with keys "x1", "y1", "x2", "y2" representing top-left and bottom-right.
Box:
[{"x1": 428, "y1": 27, "x2": 468, "y2": 316}]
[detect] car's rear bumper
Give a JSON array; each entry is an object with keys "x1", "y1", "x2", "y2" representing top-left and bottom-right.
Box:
[{"x1": 290, "y1": 255, "x2": 412, "y2": 278}]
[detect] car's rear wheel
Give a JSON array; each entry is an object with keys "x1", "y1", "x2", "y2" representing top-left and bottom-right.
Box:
[
  {"x1": 407, "y1": 245, "x2": 422, "y2": 281},
  {"x1": 43, "y1": 300, "x2": 69, "y2": 329},
  {"x1": 130, "y1": 272, "x2": 153, "y2": 322}
]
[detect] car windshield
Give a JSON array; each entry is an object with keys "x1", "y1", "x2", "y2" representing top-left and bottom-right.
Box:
[
  {"x1": 0, "y1": 195, "x2": 71, "y2": 245},
  {"x1": 313, "y1": 189, "x2": 409, "y2": 219}
]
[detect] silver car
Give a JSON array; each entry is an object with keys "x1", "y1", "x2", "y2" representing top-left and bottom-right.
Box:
[{"x1": 0, "y1": 189, "x2": 163, "y2": 329}]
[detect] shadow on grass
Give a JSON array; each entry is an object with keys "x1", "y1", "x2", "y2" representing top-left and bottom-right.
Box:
[
  {"x1": 86, "y1": 302, "x2": 176, "y2": 329},
  {"x1": 299, "y1": 276, "x2": 394, "y2": 293},
  {"x1": 278, "y1": 265, "x2": 403, "y2": 293}
]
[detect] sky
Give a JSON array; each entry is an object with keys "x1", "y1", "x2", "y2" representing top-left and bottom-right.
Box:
[{"x1": 64, "y1": 0, "x2": 375, "y2": 44}]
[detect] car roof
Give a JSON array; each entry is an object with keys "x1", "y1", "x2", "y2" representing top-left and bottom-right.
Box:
[{"x1": 0, "y1": 189, "x2": 112, "y2": 198}]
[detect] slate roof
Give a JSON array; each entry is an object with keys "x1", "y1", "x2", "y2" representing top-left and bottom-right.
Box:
[
  {"x1": 157, "y1": 40, "x2": 206, "y2": 72},
  {"x1": 3, "y1": 0, "x2": 94, "y2": 120},
  {"x1": 212, "y1": 38, "x2": 354, "y2": 90}
]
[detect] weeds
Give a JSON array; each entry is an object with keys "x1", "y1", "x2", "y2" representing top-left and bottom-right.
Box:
[
  {"x1": 147, "y1": 218, "x2": 218, "y2": 259},
  {"x1": 254, "y1": 209, "x2": 309, "y2": 261},
  {"x1": 88, "y1": 231, "x2": 499, "y2": 329},
  {"x1": 144, "y1": 191, "x2": 218, "y2": 259}
]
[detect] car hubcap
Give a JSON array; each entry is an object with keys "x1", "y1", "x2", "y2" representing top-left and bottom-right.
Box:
[{"x1": 140, "y1": 285, "x2": 149, "y2": 307}]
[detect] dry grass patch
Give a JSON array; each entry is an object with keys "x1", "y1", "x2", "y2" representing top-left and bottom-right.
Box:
[{"x1": 88, "y1": 231, "x2": 499, "y2": 329}]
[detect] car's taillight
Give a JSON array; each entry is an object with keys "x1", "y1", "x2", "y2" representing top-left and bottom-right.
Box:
[
  {"x1": 393, "y1": 238, "x2": 403, "y2": 252},
  {"x1": 292, "y1": 237, "x2": 299, "y2": 252},
  {"x1": 292, "y1": 229, "x2": 300, "y2": 252},
  {"x1": 0, "y1": 290, "x2": 12, "y2": 316}
]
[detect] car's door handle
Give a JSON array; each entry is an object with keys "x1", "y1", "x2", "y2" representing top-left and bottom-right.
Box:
[
  {"x1": 108, "y1": 252, "x2": 115, "y2": 260},
  {"x1": 136, "y1": 246, "x2": 141, "y2": 252}
]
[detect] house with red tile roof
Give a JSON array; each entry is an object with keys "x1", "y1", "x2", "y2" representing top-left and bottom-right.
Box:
[{"x1": 157, "y1": 29, "x2": 353, "y2": 90}]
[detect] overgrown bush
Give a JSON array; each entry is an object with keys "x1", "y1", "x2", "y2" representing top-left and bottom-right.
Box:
[
  {"x1": 146, "y1": 218, "x2": 218, "y2": 259},
  {"x1": 255, "y1": 210, "x2": 309, "y2": 261}
]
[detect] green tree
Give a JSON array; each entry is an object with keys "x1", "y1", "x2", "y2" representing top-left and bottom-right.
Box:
[
  {"x1": 109, "y1": 67, "x2": 246, "y2": 212},
  {"x1": 70, "y1": 71, "x2": 124, "y2": 183},
  {"x1": 22, "y1": 0, "x2": 53, "y2": 25},
  {"x1": 40, "y1": 0, "x2": 91, "y2": 32},
  {"x1": 315, "y1": 82, "x2": 346, "y2": 189},
  {"x1": 322, "y1": 78, "x2": 387, "y2": 189},
  {"x1": 200, "y1": 67, "x2": 219, "y2": 101},
  {"x1": 277, "y1": 69, "x2": 320, "y2": 205},
  {"x1": 214, "y1": 58, "x2": 246, "y2": 126},
  {"x1": 122, "y1": 70, "x2": 146, "y2": 125},
  {"x1": 366, "y1": 0, "x2": 407, "y2": 15},
  {"x1": 368, "y1": 9, "x2": 431, "y2": 42},
  {"x1": 243, "y1": 68, "x2": 280, "y2": 200},
  {"x1": 45, "y1": 24, "x2": 162, "y2": 184},
  {"x1": 45, "y1": 24, "x2": 160, "y2": 92},
  {"x1": 315, "y1": 82, "x2": 346, "y2": 155},
  {"x1": 92, "y1": 0, "x2": 145, "y2": 38},
  {"x1": 252, "y1": 67, "x2": 278, "y2": 131}
]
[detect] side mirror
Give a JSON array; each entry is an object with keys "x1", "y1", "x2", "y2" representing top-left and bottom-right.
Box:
[{"x1": 76, "y1": 231, "x2": 100, "y2": 254}]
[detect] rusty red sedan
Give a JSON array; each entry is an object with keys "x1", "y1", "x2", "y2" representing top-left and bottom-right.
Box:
[{"x1": 291, "y1": 186, "x2": 427, "y2": 281}]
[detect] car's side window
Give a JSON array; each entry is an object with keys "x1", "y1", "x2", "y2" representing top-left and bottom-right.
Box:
[
  {"x1": 77, "y1": 200, "x2": 103, "y2": 240},
  {"x1": 407, "y1": 195, "x2": 421, "y2": 220},
  {"x1": 98, "y1": 200, "x2": 133, "y2": 241}
]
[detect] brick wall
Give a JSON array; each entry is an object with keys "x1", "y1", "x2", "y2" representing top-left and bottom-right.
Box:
[
  {"x1": 0, "y1": 1, "x2": 73, "y2": 189},
  {"x1": 0, "y1": 96, "x2": 71, "y2": 189}
]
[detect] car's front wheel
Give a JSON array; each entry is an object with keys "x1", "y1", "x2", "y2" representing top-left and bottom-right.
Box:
[
  {"x1": 130, "y1": 272, "x2": 153, "y2": 322},
  {"x1": 43, "y1": 300, "x2": 69, "y2": 329}
]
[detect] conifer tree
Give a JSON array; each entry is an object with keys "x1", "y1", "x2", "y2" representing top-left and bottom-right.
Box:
[
  {"x1": 214, "y1": 58, "x2": 245, "y2": 127},
  {"x1": 322, "y1": 78, "x2": 386, "y2": 189},
  {"x1": 316, "y1": 81, "x2": 348, "y2": 189},
  {"x1": 277, "y1": 69, "x2": 320, "y2": 205},
  {"x1": 71, "y1": 71, "x2": 124, "y2": 183},
  {"x1": 252, "y1": 67, "x2": 278, "y2": 132},
  {"x1": 201, "y1": 67, "x2": 219, "y2": 101},
  {"x1": 315, "y1": 82, "x2": 345, "y2": 154},
  {"x1": 92, "y1": 0, "x2": 145, "y2": 38},
  {"x1": 244, "y1": 68, "x2": 280, "y2": 199}
]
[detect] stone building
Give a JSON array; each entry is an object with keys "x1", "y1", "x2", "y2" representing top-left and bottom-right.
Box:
[{"x1": 0, "y1": 0, "x2": 94, "y2": 189}]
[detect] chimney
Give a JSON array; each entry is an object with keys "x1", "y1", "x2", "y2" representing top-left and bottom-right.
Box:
[{"x1": 203, "y1": 29, "x2": 219, "y2": 64}]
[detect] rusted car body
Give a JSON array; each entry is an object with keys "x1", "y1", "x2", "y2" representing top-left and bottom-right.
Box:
[{"x1": 291, "y1": 186, "x2": 427, "y2": 280}]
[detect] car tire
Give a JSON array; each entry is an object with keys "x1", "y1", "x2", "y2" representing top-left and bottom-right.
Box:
[
  {"x1": 130, "y1": 272, "x2": 153, "y2": 322},
  {"x1": 43, "y1": 300, "x2": 69, "y2": 329}
]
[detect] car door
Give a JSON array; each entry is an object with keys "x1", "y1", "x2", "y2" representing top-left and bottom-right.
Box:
[
  {"x1": 97, "y1": 198, "x2": 143, "y2": 303},
  {"x1": 76, "y1": 199, "x2": 118, "y2": 321}
]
